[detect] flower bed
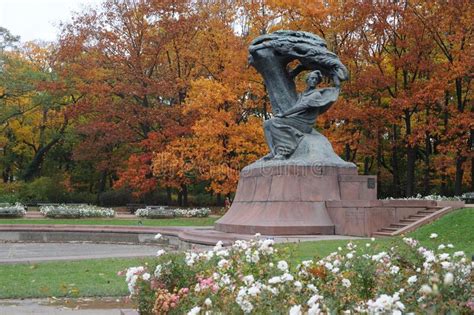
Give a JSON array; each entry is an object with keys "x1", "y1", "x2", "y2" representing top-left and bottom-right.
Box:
[
  {"x1": 39, "y1": 204, "x2": 115, "y2": 218},
  {"x1": 384, "y1": 194, "x2": 462, "y2": 201},
  {"x1": 0, "y1": 203, "x2": 26, "y2": 217},
  {"x1": 135, "y1": 207, "x2": 210, "y2": 218},
  {"x1": 122, "y1": 235, "x2": 472, "y2": 314}
]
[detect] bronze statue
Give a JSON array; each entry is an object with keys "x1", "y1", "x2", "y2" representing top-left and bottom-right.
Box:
[{"x1": 248, "y1": 30, "x2": 348, "y2": 162}]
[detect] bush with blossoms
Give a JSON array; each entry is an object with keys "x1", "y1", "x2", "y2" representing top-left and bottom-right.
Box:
[
  {"x1": 39, "y1": 204, "x2": 115, "y2": 218},
  {"x1": 122, "y1": 235, "x2": 473, "y2": 314},
  {"x1": 135, "y1": 207, "x2": 211, "y2": 218},
  {"x1": 0, "y1": 203, "x2": 26, "y2": 217}
]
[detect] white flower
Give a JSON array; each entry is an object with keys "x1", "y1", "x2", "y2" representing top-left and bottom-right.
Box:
[
  {"x1": 281, "y1": 273, "x2": 294, "y2": 282},
  {"x1": 216, "y1": 249, "x2": 229, "y2": 257},
  {"x1": 142, "y1": 273, "x2": 150, "y2": 281},
  {"x1": 302, "y1": 260, "x2": 313, "y2": 267},
  {"x1": 441, "y1": 261, "x2": 452, "y2": 269},
  {"x1": 346, "y1": 253, "x2": 354, "y2": 259},
  {"x1": 307, "y1": 284, "x2": 318, "y2": 293},
  {"x1": 259, "y1": 239, "x2": 275, "y2": 255},
  {"x1": 268, "y1": 276, "x2": 282, "y2": 284},
  {"x1": 419, "y1": 284, "x2": 432, "y2": 294},
  {"x1": 214, "y1": 240, "x2": 224, "y2": 250},
  {"x1": 407, "y1": 275, "x2": 417, "y2": 285},
  {"x1": 254, "y1": 233, "x2": 261, "y2": 238},
  {"x1": 438, "y1": 244, "x2": 446, "y2": 250},
  {"x1": 156, "y1": 249, "x2": 166, "y2": 257},
  {"x1": 289, "y1": 305, "x2": 302, "y2": 315},
  {"x1": 243, "y1": 275, "x2": 254, "y2": 285},
  {"x1": 154, "y1": 233, "x2": 162, "y2": 240},
  {"x1": 277, "y1": 260, "x2": 289, "y2": 272},
  {"x1": 154, "y1": 265, "x2": 162, "y2": 278},
  {"x1": 438, "y1": 253, "x2": 450, "y2": 261},
  {"x1": 429, "y1": 233, "x2": 438, "y2": 239},
  {"x1": 366, "y1": 243, "x2": 371, "y2": 247},
  {"x1": 371, "y1": 237, "x2": 375, "y2": 241},
  {"x1": 390, "y1": 265, "x2": 400, "y2": 274},
  {"x1": 308, "y1": 303, "x2": 321, "y2": 315},
  {"x1": 447, "y1": 243, "x2": 454, "y2": 248},
  {"x1": 251, "y1": 251, "x2": 260, "y2": 263},
  {"x1": 324, "y1": 262, "x2": 334, "y2": 270},
  {"x1": 187, "y1": 306, "x2": 201, "y2": 315},
  {"x1": 443, "y1": 272, "x2": 454, "y2": 286},
  {"x1": 337, "y1": 247, "x2": 342, "y2": 251},
  {"x1": 248, "y1": 285, "x2": 261, "y2": 296},
  {"x1": 307, "y1": 294, "x2": 322, "y2": 306},
  {"x1": 342, "y1": 278, "x2": 351, "y2": 288},
  {"x1": 293, "y1": 281, "x2": 302, "y2": 291},
  {"x1": 367, "y1": 293, "x2": 405, "y2": 313},
  {"x1": 218, "y1": 259, "x2": 229, "y2": 269},
  {"x1": 204, "y1": 298, "x2": 212, "y2": 306},
  {"x1": 453, "y1": 251, "x2": 465, "y2": 257}
]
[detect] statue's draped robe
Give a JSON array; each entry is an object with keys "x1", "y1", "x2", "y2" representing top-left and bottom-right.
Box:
[{"x1": 264, "y1": 87, "x2": 339, "y2": 157}]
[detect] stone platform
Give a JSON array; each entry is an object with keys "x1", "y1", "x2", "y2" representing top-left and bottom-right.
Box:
[{"x1": 215, "y1": 164, "x2": 376, "y2": 235}]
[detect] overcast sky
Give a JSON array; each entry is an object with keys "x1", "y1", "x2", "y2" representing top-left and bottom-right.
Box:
[{"x1": 0, "y1": 0, "x2": 103, "y2": 42}]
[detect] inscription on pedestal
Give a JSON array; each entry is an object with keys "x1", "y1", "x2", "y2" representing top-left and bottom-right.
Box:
[{"x1": 368, "y1": 178, "x2": 376, "y2": 189}]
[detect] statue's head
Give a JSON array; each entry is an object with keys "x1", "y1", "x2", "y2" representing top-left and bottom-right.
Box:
[{"x1": 306, "y1": 70, "x2": 322, "y2": 88}]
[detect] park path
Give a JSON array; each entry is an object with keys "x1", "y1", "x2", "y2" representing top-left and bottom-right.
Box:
[
  {"x1": 0, "y1": 298, "x2": 134, "y2": 315},
  {"x1": 0, "y1": 242, "x2": 160, "y2": 264}
]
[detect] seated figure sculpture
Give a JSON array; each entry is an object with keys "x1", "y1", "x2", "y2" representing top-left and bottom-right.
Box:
[
  {"x1": 263, "y1": 70, "x2": 340, "y2": 160},
  {"x1": 248, "y1": 30, "x2": 348, "y2": 162}
]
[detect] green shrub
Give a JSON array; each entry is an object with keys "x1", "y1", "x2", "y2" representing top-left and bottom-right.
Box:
[
  {"x1": 65, "y1": 191, "x2": 96, "y2": 204},
  {"x1": 18, "y1": 177, "x2": 66, "y2": 203},
  {"x1": 98, "y1": 189, "x2": 132, "y2": 207}
]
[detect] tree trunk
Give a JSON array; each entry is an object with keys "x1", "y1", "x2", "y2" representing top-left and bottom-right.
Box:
[
  {"x1": 345, "y1": 144, "x2": 351, "y2": 162},
  {"x1": 181, "y1": 184, "x2": 188, "y2": 207},
  {"x1": 376, "y1": 133, "x2": 382, "y2": 198},
  {"x1": 363, "y1": 156, "x2": 370, "y2": 175},
  {"x1": 166, "y1": 187, "x2": 172, "y2": 205},
  {"x1": 406, "y1": 145, "x2": 416, "y2": 197},
  {"x1": 177, "y1": 190, "x2": 183, "y2": 207},
  {"x1": 216, "y1": 193, "x2": 222, "y2": 206},
  {"x1": 423, "y1": 132, "x2": 431, "y2": 195},
  {"x1": 454, "y1": 155, "x2": 465, "y2": 196},
  {"x1": 471, "y1": 157, "x2": 474, "y2": 192},
  {"x1": 391, "y1": 125, "x2": 401, "y2": 197},
  {"x1": 404, "y1": 110, "x2": 416, "y2": 197},
  {"x1": 22, "y1": 136, "x2": 62, "y2": 181}
]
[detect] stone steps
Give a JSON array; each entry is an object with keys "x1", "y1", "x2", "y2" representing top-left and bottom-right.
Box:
[{"x1": 373, "y1": 206, "x2": 453, "y2": 237}]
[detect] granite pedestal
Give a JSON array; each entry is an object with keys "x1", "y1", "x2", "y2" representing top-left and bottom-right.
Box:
[{"x1": 214, "y1": 130, "x2": 377, "y2": 235}]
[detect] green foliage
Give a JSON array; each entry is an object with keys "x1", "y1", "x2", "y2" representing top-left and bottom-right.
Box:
[
  {"x1": 0, "y1": 258, "x2": 155, "y2": 299},
  {"x1": 18, "y1": 176, "x2": 66, "y2": 203},
  {"x1": 98, "y1": 189, "x2": 132, "y2": 207}
]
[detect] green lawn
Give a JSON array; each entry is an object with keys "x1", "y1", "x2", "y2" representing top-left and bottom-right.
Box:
[
  {"x1": 288, "y1": 207, "x2": 474, "y2": 262},
  {"x1": 0, "y1": 217, "x2": 218, "y2": 226},
  {"x1": 0, "y1": 257, "x2": 154, "y2": 299},
  {"x1": 0, "y1": 208, "x2": 472, "y2": 299}
]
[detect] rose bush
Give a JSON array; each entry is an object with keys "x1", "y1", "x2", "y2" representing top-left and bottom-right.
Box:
[
  {"x1": 39, "y1": 204, "x2": 115, "y2": 218},
  {"x1": 135, "y1": 207, "x2": 211, "y2": 218},
  {"x1": 122, "y1": 235, "x2": 472, "y2": 314}
]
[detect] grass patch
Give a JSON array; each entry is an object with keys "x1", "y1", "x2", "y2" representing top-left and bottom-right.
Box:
[
  {"x1": 0, "y1": 217, "x2": 217, "y2": 226},
  {"x1": 0, "y1": 257, "x2": 154, "y2": 299},
  {"x1": 287, "y1": 207, "x2": 474, "y2": 262}
]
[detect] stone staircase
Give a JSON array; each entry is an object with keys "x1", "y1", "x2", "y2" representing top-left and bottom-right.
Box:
[{"x1": 373, "y1": 206, "x2": 449, "y2": 237}]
